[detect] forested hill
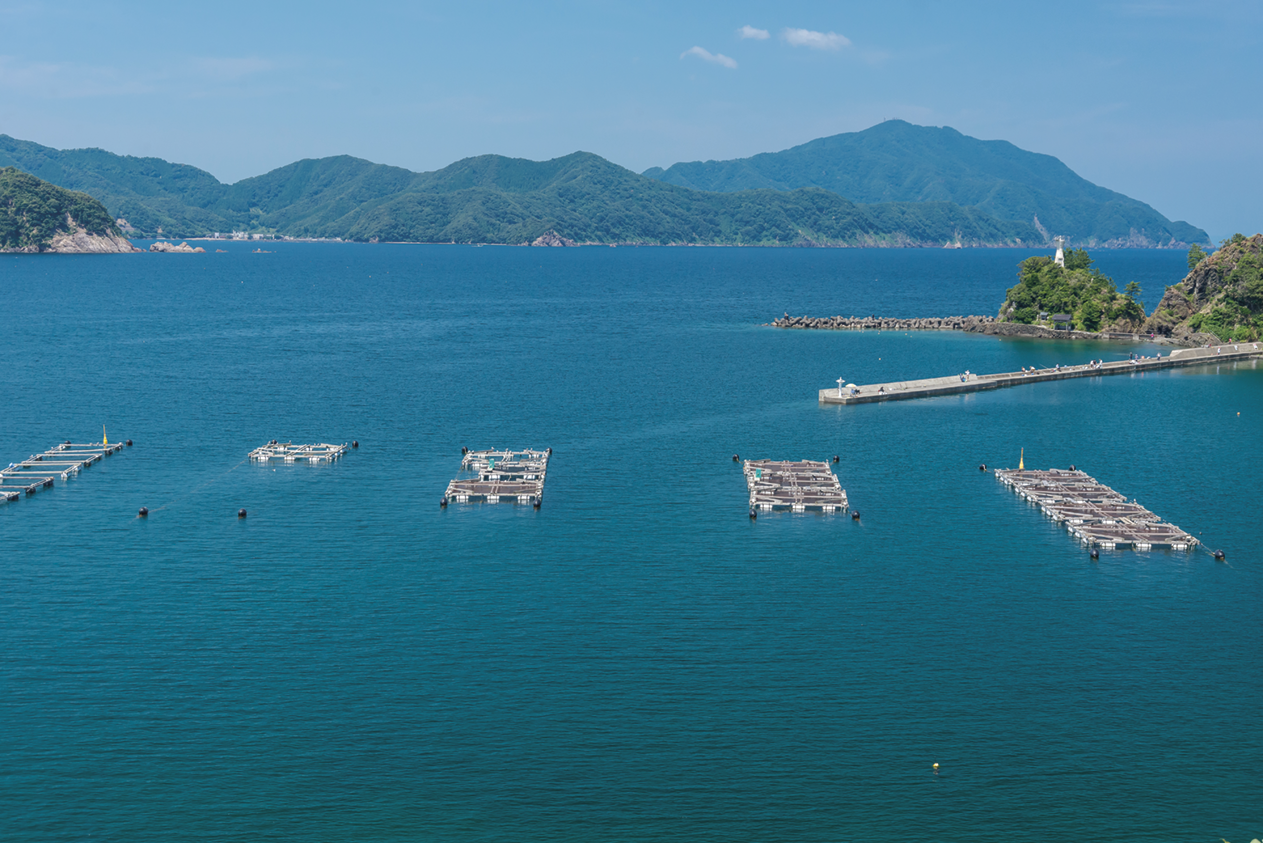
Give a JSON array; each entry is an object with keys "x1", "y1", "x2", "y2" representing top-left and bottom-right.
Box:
[
  {"x1": 0, "y1": 136, "x2": 1041, "y2": 246},
  {"x1": 643, "y1": 120, "x2": 1207, "y2": 248},
  {"x1": 0, "y1": 167, "x2": 131, "y2": 253}
]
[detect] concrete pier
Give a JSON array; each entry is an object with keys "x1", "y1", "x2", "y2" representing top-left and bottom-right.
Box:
[{"x1": 820, "y1": 342, "x2": 1263, "y2": 405}]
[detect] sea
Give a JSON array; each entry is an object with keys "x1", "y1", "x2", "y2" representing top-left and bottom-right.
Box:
[{"x1": 1, "y1": 244, "x2": 1259, "y2": 843}]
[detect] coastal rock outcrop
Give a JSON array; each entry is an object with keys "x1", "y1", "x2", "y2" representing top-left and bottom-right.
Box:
[
  {"x1": 1143, "y1": 234, "x2": 1263, "y2": 342},
  {"x1": 1, "y1": 167, "x2": 138, "y2": 253},
  {"x1": 149, "y1": 241, "x2": 205, "y2": 253},
  {"x1": 530, "y1": 230, "x2": 577, "y2": 247}
]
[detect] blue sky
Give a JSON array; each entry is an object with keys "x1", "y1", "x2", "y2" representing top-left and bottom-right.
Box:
[{"x1": 1, "y1": 0, "x2": 1259, "y2": 238}]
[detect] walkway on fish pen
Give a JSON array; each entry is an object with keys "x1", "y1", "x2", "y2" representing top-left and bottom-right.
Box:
[
  {"x1": 744, "y1": 459, "x2": 848, "y2": 513},
  {"x1": 819, "y1": 342, "x2": 1263, "y2": 405},
  {"x1": 1, "y1": 440, "x2": 129, "y2": 503},
  {"x1": 444, "y1": 448, "x2": 551, "y2": 506},
  {"x1": 995, "y1": 467, "x2": 1197, "y2": 551}
]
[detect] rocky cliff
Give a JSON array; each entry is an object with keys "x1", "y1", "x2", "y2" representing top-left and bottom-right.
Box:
[
  {"x1": 0, "y1": 167, "x2": 137, "y2": 253},
  {"x1": 1143, "y1": 234, "x2": 1263, "y2": 342}
]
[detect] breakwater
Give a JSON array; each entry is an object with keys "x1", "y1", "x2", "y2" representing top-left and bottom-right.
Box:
[
  {"x1": 772, "y1": 314, "x2": 996, "y2": 331},
  {"x1": 820, "y1": 342, "x2": 1263, "y2": 405}
]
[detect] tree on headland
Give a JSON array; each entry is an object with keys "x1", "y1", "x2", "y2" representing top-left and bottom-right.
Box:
[
  {"x1": 998, "y1": 249, "x2": 1146, "y2": 332},
  {"x1": 1187, "y1": 243, "x2": 1207, "y2": 270}
]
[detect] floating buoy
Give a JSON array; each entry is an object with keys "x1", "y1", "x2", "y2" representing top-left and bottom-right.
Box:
[
  {"x1": 979, "y1": 464, "x2": 987, "y2": 472},
  {"x1": 125, "y1": 439, "x2": 133, "y2": 447},
  {"x1": 1213, "y1": 549, "x2": 1225, "y2": 560},
  {"x1": 732, "y1": 454, "x2": 739, "y2": 462},
  {"x1": 138, "y1": 507, "x2": 148, "y2": 517},
  {"x1": 238, "y1": 509, "x2": 247, "y2": 519},
  {"x1": 546, "y1": 447, "x2": 553, "y2": 456},
  {"x1": 65, "y1": 440, "x2": 71, "y2": 444},
  {"x1": 461, "y1": 446, "x2": 468, "y2": 455},
  {"x1": 1069, "y1": 464, "x2": 1076, "y2": 471},
  {"x1": 1090, "y1": 549, "x2": 1099, "y2": 560},
  {"x1": 933, "y1": 762, "x2": 939, "y2": 772},
  {"x1": 749, "y1": 508, "x2": 757, "y2": 520},
  {"x1": 533, "y1": 500, "x2": 541, "y2": 509},
  {"x1": 833, "y1": 455, "x2": 840, "y2": 463},
  {"x1": 352, "y1": 440, "x2": 359, "y2": 448},
  {"x1": 851, "y1": 511, "x2": 861, "y2": 520},
  {"x1": 440, "y1": 497, "x2": 447, "y2": 508}
]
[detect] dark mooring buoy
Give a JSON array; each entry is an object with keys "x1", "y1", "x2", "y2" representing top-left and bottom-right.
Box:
[
  {"x1": 1213, "y1": 549, "x2": 1225, "y2": 560},
  {"x1": 979, "y1": 464, "x2": 987, "y2": 472},
  {"x1": 851, "y1": 510, "x2": 861, "y2": 520},
  {"x1": 1090, "y1": 549, "x2": 1099, "y2": 560},
  {"x1": 440, "y1": 497, "x2": 448, "y2": 508},
  {"x1": 138, "y1": 507, "x2": 148, "y2": 517},
  {"x1": 238, "y1": 509, "x2": 247, "y2": 519},
  {"x1": 533, "y1": 500, "x2": 541, "y2": 509},
  {"x1": 833, "y1": 455, "x2": 840, "y2": 463},
  {"x1": 352, "y1": 440, "x2": 359, "y2": 448},
  {"x1": 1069, "y1": 464, "x2": 1077, "y2": 471},
  {"x1": 461, "y1": 446, "x2": 468, "y2": 455},
  {"x1": 733, "y1": 454, "x2": 740, "y2": 462},
  {"x1": 125, "y1": 439, "x2": 133, "y2": 447},
  {"x1": 749, "y1": 508, "x2": 757, "y2": 520}
]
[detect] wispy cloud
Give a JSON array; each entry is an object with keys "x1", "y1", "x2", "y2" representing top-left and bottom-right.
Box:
[
  {"x1": 782, "y1": 28, "x2": 851, "y2": 50},
  {"x1": 680, "y1": 46, "x2": 737, "y2": 69},
  {"x1": 738, "y1": 25, "x2": 769, "y2": 40},
  {"x1": 190, "y1": 57, "x2": 275, "y2": 81}
]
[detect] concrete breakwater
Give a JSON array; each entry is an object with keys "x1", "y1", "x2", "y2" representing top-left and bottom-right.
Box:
[
  {"x1": 820, "y1": 342, "x2": 1263, "y2": 405},
  {"x1": 772, "y1": 314, "x2": 996, "y2": 331}
]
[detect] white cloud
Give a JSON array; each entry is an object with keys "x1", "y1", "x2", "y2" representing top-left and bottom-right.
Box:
[
  {"x1": 680, "y1": 46, "x2": 737, "y2": 69},
  {"x1": 782, "y1": 28, "x2": 851, "y2": 50},
  {"x1": 738, "y1": 25, "x2": 769, "y2": 40}
]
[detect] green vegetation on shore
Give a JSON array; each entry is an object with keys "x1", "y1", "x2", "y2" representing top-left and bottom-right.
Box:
[
  {"x1": 0, "y1": 167, "x2": 119, "y2": 251},
  {"x1": 998, "y1": 249, "x2": 1145, "y2": 332},
  {"x1": 1145, "y1": 234, "x2": 1263, "y2": 342}
]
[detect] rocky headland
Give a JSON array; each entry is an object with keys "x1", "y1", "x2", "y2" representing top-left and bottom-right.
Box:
[
  {"x1": 1143, "y1": 233, "x2": 1263, "y2": 343},
  {"x1": 1, "y1": 167, "x2": 137, "y2": 253}
]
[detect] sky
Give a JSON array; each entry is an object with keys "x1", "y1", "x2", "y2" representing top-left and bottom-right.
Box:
[{"x1": 1, "y1": 0, "x2": 1260, "y2": 239}]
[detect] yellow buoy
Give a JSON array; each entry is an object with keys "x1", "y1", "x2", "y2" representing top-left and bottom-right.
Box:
[{"x1": 103, "y1": 425, "x2": 107, "y2": 447}]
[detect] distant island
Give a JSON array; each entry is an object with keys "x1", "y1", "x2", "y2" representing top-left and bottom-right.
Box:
[
  {"x1": 0, "y1": 122, "x2": 1209, "y2": 248},
  {"x1": 645, "y1": 121, "x2": 1207, "y2": 249},
  {"x1": 0, "y1": 167, "x2": 135, "y2": 254}
]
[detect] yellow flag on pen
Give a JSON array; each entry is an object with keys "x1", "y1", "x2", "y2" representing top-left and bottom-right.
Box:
[{"x1": 1019, "y1": 447, "x2": 1024, "y2": 470}]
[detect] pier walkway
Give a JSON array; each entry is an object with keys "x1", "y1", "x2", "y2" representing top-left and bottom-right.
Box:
[{"x1": 820, "y1": 342, "x2": 1263, "y2": 405}]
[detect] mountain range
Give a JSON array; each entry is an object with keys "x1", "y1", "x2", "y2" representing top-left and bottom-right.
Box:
[{"x1": 0, "y1": 121, "x2": 1207, "y2": 248}]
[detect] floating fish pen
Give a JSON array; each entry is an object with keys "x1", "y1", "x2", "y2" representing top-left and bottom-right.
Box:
[
  {"x1": 445, "y1": 448, "x2": 550, "y2": 505},
  {"x1": 249, "y1": 441, "x2": 349, "y2": 463},
  {"x1": 744, "y1": 459, "x2": 848, "y2": 513},
  {"x1": 995, "y1": 468, "x2": 1197, "y2": 550},
  {"x1": 1, "y1": 440, "x2": 128, "y2": 504}
]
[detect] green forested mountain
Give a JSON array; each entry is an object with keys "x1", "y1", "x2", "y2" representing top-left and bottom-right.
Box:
[
  {"x1": 644, "y1": 120, "x2": 1207, "y2": 247},
  {"x1": 0, "y1": 135, "x2": 1041, "y2": 245},
  {"x1": 0, "y1": 167, "x2": 121, "y2": 251}
]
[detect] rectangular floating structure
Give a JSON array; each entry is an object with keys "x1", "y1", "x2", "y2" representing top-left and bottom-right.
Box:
[
  {"x1": 446, "y1": 449, "x2": 549, "y2": 504},
  {"x1": 744, "y1": 459, "x2": 848, "y2": 513},
  {"x1": 249, "y1": 442, "x2": 349, "y2": 463},
  {"x1": 995, "y1": 468, "x2": 1197, "y2": 551},
  {"x1": 0, "y1": 441, "x2": 127, "y2": 504}
]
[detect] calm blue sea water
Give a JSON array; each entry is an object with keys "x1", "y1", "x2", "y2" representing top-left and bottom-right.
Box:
[{"x1": 1, "y1": 245, "x2": 1259, "y2": 843}]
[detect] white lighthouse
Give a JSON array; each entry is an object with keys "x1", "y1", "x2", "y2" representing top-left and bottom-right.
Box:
[{"x1": 1054, "y1": 236, "x2": 1066, "y2": 267}]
